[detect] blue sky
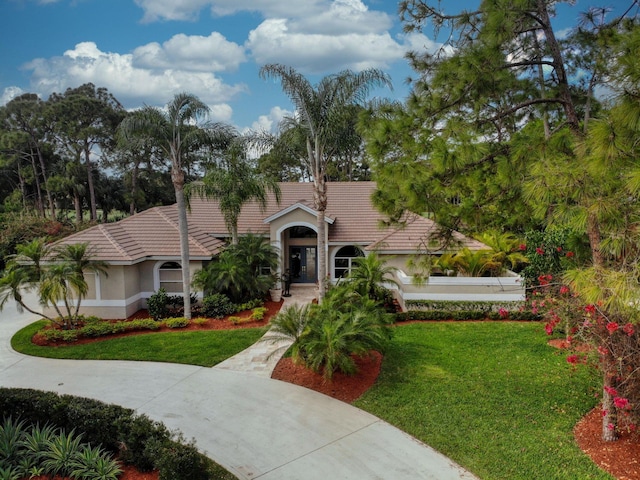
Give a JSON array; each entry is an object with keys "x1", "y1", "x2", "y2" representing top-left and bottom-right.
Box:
[{"x1": 0, "y1": 0, "x2": 630, "y2": 132}]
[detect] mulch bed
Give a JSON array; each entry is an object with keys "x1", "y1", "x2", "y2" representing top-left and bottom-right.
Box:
[{"x1": 31, "y1": 300, "x2": 283, "y2": 347}]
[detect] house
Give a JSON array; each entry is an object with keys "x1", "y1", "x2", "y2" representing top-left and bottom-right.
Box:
[{"x1": 50, "y1": 182, "x2": 525, "y2": 318}]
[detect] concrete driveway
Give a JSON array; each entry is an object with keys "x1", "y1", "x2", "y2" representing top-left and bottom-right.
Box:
[{"x1": 0, "y1": 292, "x2": 478, "y2": 480}]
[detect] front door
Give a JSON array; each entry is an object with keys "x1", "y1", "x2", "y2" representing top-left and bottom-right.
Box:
[{"x1": 289, "y1": 246, "x2": 317, "y2": 283}]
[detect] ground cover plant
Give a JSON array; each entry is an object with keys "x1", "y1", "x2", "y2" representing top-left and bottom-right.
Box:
[{"x1": 354, "y1": 322, "x2": 611, "y2": 480}]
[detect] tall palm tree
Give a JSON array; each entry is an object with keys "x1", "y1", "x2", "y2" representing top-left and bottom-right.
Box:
[
  {"x1": 118, "y1": 93, "x2": 213, "y2": 319},
  {"x1": 187, "y1": 135, "x2": 281, "y2": 245},
  {"x1": 259, "y1": 64, "x2": 392, "y2": 299}
]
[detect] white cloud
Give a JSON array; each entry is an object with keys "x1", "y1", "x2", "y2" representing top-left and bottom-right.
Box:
[
  {"x1": 247, "y1": 19, "x2": 404, "y2": 73},
  {"x1": 134, "y1": 0, "x2": 322, "y2": 22},
  {"x1": 249, "y1": 106, "x2": 291, "y2": 133},
  {"x1": 132, "y1": 32, "x2": 246, "y2": 72},
  {"x1": 0, "y1": 86, "x2": 26, "y2": 106},
  {"x1": 23, "y1": 42, "x2": 247, "y2": 111},
  {"x1": 291, "y1": 0, "x2": 392, "y2": 35}
]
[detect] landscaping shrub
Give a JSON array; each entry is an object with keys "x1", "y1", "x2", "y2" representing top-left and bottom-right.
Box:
[
  {"x1": 201, "y1": 293, "x2": 235, "y2": 318},
  {"x1": 234, "y1": 298, "x2": 263, "y2": 312},
  {"x1": 41, "y1": 329, "x2": 79, "y2": 343},
  {"x1": 0, "y1": 417, "x2": 121, "y2": 480},
  {"x1": 164, "y1": 317, "x2": 190, "y2": 329},
  {"x1": 0, "y1": 388, "x2": 218, "y2": 478},
  {"x1": 147, "y1": 288, "x2": 169, "y2": 320},
  {"x1": 396, "y1": 309, "x2": 542, "y2": 322},
  {"x1": 249, "y1": 307, "x2": 268, "y2": 321}
]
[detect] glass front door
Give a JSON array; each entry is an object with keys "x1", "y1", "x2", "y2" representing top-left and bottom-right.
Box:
[{"x1": 289, "y1": 246, "x2": 317, "y2": 283}]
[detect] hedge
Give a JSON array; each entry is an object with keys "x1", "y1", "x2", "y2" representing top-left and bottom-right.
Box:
[{"x1": 0, "y1": 388, "x2": 232, "y2": 480}]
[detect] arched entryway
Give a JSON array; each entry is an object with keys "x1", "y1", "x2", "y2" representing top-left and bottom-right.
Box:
[{"x1": 286, "y1": 226, "x2": 317, "y2": 284}]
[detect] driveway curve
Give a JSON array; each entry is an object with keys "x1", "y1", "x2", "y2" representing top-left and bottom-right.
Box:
[{"x1": 0, "y1": 294, "x2": 478, "y2": 480}]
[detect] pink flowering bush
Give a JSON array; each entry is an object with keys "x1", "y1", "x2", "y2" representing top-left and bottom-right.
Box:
[{"x1": 536, "y1": 282, "x2": 640, "y2": 440}]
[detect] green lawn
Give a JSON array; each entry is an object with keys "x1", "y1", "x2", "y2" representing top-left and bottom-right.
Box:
[
  {"x1": 354, "y1": 321, "x2": 612, "y2": 480},
  {"x1": 12, "y1": 319, "x2": 612, "y2": 479},
  {"x1": 12, "y1": 321, "x2": 266, "y2": 367}
]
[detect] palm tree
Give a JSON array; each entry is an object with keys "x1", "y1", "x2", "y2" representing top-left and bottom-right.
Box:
[
  {"x1": 259, "y1": 64, "x2": 392, "y2": 299},
  {"x1": 348, "y1": 252, "x2": 398, "y2": 303},
  {"x1": 54, "y1": 243, "x2": 108, "y2": 320},
  {"x1": 187, "y1": 135, "x2": 281, "y2": 245},
  {"x1": 118, "y1": 93, "x2": 215, "y2": 319}
]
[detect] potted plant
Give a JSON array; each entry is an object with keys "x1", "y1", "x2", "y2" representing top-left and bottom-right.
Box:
[{"x1": 269, "y1": 274, "x2": 282, "y2": 302}]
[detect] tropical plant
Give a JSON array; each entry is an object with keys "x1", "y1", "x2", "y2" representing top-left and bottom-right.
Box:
[
  {"x1": 347, "y1": 252, "x2": 398, "y2": 303},
  {"x1": 264, "y1": 304, "x2": 312, "y2": 363},
  {"x1": 260, "y1": 64, "x2": 392, "y2": 299},
  {"x1": 118, "y1": 93, "x2": 233, "y2": 319},
  {"x1": 450, "y1": 248, "x2": 498, "y2": 277},
  {"x1": 193, "y1": 235, "x2": 278, "y2": 303},
  {"x1": 40, "y1": 429, "x2": 84, "y2": 478},
  {"x1": 475, "y1": 231, "x2": 528, "y2": 273},
  {"x1": 0, "y1": 418, "x2": 25, "y2": 467},
  {"x1": 187, "y1": 135, "x2": 281, "y2": 245},
  {"x1": 69, "y1": 444, "x2": 122, "y2": 480},
  {"x1": 199, "y1": 293, "x2": 235, "y2": 318},
  {"x1": 266, "y1": 285, "x2": 392, "y2": 379}
]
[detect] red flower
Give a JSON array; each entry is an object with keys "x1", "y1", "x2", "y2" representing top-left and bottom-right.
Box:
[
  {"x1": 614, "y1": 397, "x2": 630, "y2": 409},
  {"x1": 536, "y1": 247, "x2": 544, "y2": 255},
  {"x1": 623, "y1": 323, "x2": 635, "y2": 336},
  {"x1": 566, "y1": 251, "x2": 575, "y2": 258},
  {"x1": 559, "y1": 285, "x2": 570, "y2": 295},
  {"x1": 606, "y1": 322, "x2": 619, "y2": 334},
  {"x1": 518, "y1": 243, "x2": 526, "y2": 251},
  {"x1": 498, "y1": 308, "x2": 509, "y2": 318},
  {"x1": 597, "y1": 345, "x2": 608, "y2": 356},
  {"x1": 585, "y1": 304, "x2": 596, "y2": 314},
  {"x1": 545, "y1": 323, "x2": 554, "y2": 335},
  {"x1": 566, "y1": 354, "x2": 578, "y2": 364},
  {"x1": 604, "y1": 385, "x2": 618, "y2": 397},
  {"x1": 556, "y1": 246, "x2": 563, "y2": 252}
]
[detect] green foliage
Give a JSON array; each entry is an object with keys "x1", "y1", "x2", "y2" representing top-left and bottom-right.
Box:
[
  {"x1": 147, "y1": 288, "x2": 170, "y2": 320},
  {"x1": 522, "y1": 228, "x2": 577, "y2": 287},
  {"x1": 0, "y1": 389, "x2": 227, "y2": 478},
  {"x1": 163, "y1": 317, "x2": 190, "y2": 329},
  {"x1": 147, "y1": 435, "x2": 214, "y2": 480},
  {"x1": 41, "y1": 328, "x2": 79, "y2": 343},
  {"x1": 249, "y1": 307, "x2": 268, "y2": 321},
  {"x1": 200, "y1": 293, "x2": 235, "y2": 318},
  {"x1": 267, "y1": 283, "x2": 393, "y2": 379},
  {"x1": 396, "y1": 310, "x2": 542, "y2": 322},
  {"x1": 347, "y1": 252, "x2": 398, "y2": 304},
  {"x1": 193, "y1": 234, "x2": 278, "y2": 303},
  {"x1": 235, "y1": 298, "x2": 264, "y2": 312},
  {"x1": 406, "y1": 300, "x2": 524, "y2": 312}
]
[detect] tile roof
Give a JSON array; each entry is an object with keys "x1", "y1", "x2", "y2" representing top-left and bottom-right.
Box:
[
  {"x1": 53, "y1": 205, "x2": 225, "y2": 263},
  {"x1": 54, "y1": 182, "x2": 486, "y2": 262}
]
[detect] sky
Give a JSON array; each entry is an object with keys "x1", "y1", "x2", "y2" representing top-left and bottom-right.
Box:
[{"x1": 0, "y1": 0, "x2": 631, "y2": 133}]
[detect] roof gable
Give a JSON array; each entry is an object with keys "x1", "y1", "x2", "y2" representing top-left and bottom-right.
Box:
[{"x1": 263, "y1": 202, "x2": 335, "y2": 225}]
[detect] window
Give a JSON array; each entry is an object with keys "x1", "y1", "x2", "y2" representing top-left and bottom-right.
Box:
[
  {"x1": 334, "y1": 246, "x2": 364, "y2": 279},
  {"x1": 289, "y1": 226, "x2": 316, "y2": 238},
  {"x1": 158, "y1": 262, "x2": 183, "y2": 293}
]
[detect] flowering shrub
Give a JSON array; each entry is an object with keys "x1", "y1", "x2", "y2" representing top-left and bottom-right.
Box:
[{"x1": 536, "y1": 281, "x2": 640, "y2": 440}]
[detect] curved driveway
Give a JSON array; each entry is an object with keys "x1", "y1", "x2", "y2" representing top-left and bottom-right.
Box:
[{"x1": 0, "y1": 294, "x2": 478, "y2": 480}]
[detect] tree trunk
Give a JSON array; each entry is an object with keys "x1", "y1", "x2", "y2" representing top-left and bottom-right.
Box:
[
  {"x1": 537, "y1": 0, "x2": 581, "y2": 134},
  {"x1": 314, "y1": 176, "x2": 328, "y2": 300},
  {"x1": 74, "y1": 192, "x2": 82, "y2": 227},
  {"x1": 84, "y1": 145, "x2": 98, "y2": 222},
  {"x1": 601, "y1": 355, "x2": 618, "y2": 441},
  {"x1": 587, "y1": 212, "x2": 604, "y2": 267},
  {"x1": 129, "y1": 162, "x2": 140, "y2": 215},
  {"x1": 35, "y1": 143, "x2": 56, "y2": 219},
  {"x1": 173, "y1": 169, "x2": 192, "y2": 319}
]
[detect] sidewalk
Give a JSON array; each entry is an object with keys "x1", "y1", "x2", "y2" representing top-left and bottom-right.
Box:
[{"x1": 0, "y1": 290, "x2": 478, "y2": 480}]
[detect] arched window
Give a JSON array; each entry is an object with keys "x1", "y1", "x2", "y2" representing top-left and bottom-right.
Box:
[
  {"x1": 334, "y1": 246, "x2": 364, "y2": 279},
  {"x1": 158, "y1": 262, "x2": 182, "y2": 293}
]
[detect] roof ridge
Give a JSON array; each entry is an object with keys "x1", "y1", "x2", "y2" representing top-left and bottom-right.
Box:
[
  {"x1": 156, "y1": 207, "x2": 212, "y2": 254},
  {"x1": 97, "y1": 224, "x2": 134, "y2": 260}
]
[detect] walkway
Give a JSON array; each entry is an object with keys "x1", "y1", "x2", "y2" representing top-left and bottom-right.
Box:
[
  {"x1": 0, "y1": 290, "x2": 478, "y2": 480},
  {"x1": 214, "y1": 284, "x2": 316, "y2": 377}
]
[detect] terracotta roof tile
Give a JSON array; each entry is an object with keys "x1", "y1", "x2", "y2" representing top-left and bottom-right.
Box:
[{"x1": 54, "y1": 182, "x2": 484, "y2": 262}]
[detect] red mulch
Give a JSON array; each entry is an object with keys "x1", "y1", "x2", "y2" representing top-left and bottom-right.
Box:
[
  {"x1": 31, "y1": 300, "x2": 283, "y2": 346},
  {"x1": 271, "y1": 351, "x2": 383, "y2": 403},
  {"x1": 24, "y1": 464, "x2": 159, "y2": 480},
  {"x1": 575, "y1": 408, "x2": 640, "y2": 480}
]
